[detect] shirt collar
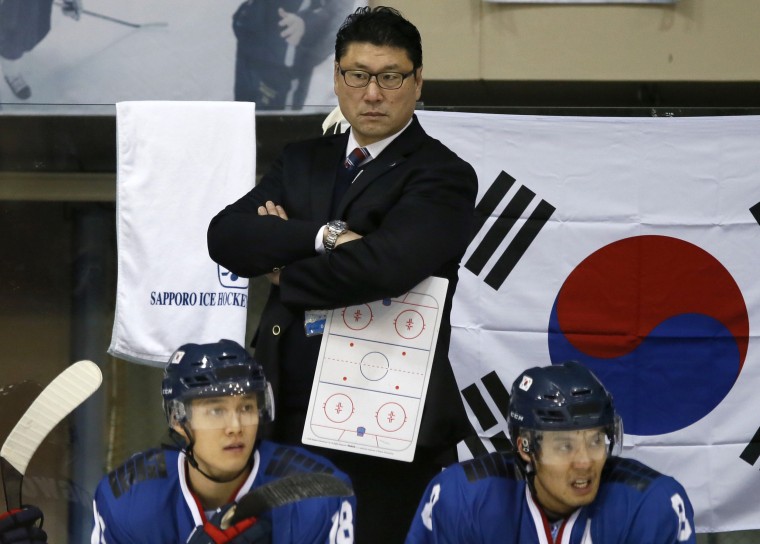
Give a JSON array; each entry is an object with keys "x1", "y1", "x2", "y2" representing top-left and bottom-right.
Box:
[{"x1": 346, "y1": 117, "x2": 414, "y2": 161}]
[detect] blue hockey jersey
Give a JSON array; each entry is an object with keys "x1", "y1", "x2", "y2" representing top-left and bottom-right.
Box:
[
  {"x1": 405, "y1": 452, "x2": 695, "y2": 544},
  {"x1": 91, "y1": 440, "x2": 355, "y2": 543}
]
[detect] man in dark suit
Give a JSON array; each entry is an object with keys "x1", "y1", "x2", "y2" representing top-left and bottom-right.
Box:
[{"x1": 208, "y1": 7, "x2": 477, "y2": 543}]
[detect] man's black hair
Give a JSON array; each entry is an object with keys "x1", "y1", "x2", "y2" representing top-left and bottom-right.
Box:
[{"x1": 335, "y1": 6, "x2": 422, "y2": 70}]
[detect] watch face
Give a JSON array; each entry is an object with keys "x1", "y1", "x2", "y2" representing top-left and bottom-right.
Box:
[
  {"x1": 329, "y1": 220, "x2": 348, "y2": 231},
  {"x1": 325, "y1": 220, "x2": 348, "y2": 251}
]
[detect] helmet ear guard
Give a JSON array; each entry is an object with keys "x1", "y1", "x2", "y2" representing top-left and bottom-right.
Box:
[
  {"x1": 261, "y1": 381, "x2": 275, "y2": 423},
  {"x1": 519, "y1": 436, "x2": 531, "y2": 454},
  {"x1": 513, "y1": 432, "x2": 537, "y2": 475},
  {"x1": 608, "y1": 413, "x2": 623, "y2": 457},
  {"x1": 166, "y1": 398, "x2": 189, "y2": 426}
]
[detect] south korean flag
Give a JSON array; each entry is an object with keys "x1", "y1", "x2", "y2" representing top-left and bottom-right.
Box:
[{"x1": 416, "y1": 110, "x2": 760, "y2": 534}]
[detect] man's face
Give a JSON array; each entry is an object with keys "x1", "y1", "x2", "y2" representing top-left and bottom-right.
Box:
[
  {"x1": 334, "y1": 42, "x2": 422, "y2": 147},
  {"x1": 181, "y1": 394, "x2": 259, "y2": 480},
  {"x1": 519, "y1": 428, "x2": 608, "y2": 517}
]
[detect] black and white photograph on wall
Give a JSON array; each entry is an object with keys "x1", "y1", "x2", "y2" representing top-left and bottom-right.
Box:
[{"x1": 0, "y1": 0, "x2": 363, "y2": 114}]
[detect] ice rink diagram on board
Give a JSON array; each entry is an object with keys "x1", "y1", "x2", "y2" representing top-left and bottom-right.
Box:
[{"x1": 302, "y1": 276, "x2": 448, "y2": 461}]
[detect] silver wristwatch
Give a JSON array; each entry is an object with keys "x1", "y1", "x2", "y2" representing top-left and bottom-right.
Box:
[{"x1": 324, "y1": 220, "x2": 348, "y2": 252}]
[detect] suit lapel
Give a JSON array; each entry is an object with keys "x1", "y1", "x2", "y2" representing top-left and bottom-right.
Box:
[
  {"x1": 336, "y1": 116, "x2": 428, "y2": 218},
  {"x1": 310, "y1": 134, "x2": 347, "y2": 223}
]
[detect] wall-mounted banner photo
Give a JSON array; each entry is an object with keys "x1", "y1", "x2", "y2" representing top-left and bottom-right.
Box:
[
  {"x1": 416, "y1": 110, "x2": 760, "y2": 533},
  {"x1": 0, "y1": 0, "x2": 364, "y2": 113}
]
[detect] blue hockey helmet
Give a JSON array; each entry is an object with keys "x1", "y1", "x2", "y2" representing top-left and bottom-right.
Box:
[
  {"x1": 507, "y1": 361, "x2": 622, "y2": 464},
  {"x1": 161, "y1": 339, "x2": 274, "y2": 426}
]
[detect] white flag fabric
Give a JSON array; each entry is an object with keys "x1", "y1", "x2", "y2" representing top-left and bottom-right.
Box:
[
  {"x1": 415, "y1": 110, "x2": 760, "y2": 533},
  {"x1": 109, "y1": 101, "x2": 255, "y2": 367}
]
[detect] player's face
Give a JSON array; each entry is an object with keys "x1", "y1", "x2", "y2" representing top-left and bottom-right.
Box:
[
  {"x1": 521, "y1": 428, "x2": 608, "y2": 517},
  {"x1": 334, "y1": 42, "x2": 422, "y2": 147},
  {"x1": 186, "y1": 394, "x2": 258, "y2": 479}
]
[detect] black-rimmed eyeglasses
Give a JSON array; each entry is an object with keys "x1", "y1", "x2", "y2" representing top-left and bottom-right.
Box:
[{"x1": 338, "y1": 67, "x2": 416, "y2": 90}]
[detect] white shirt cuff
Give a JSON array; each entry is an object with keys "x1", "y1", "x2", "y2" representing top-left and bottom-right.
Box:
[{"x1": 315, "y1": 225, "x2": 327, "y2": 254}]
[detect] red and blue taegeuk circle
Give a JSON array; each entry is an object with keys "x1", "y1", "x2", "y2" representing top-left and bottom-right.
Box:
[{"x1": 548, "y1": 235, "x2": 748, "y2": 435}]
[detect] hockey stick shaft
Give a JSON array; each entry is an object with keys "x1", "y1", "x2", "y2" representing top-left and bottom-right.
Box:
[
  {"x1": 53, "y1": 2, "x2": 168, "y2": 28},
  {"x1": 223, "y1": 472, "x2": 353, "y2": 528},
  {"x1": 80, "y1": 8, "x2": 168, "y2": 28},
  {"x1": 0, "y1": 458, "x2": 22, "y2": 512},
  {"x1": 0, "y1": 360, "x2": 102, "y2": 510}
]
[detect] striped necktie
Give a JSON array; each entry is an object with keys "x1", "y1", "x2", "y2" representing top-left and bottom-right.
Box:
[{"x1": 344, "y1": 146, "x2": 370, "y2": 172}]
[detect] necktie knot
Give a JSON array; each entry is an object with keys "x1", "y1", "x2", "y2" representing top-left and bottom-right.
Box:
[{"x1": 344, "y1": 147, "x2": 370, "y2": 171}]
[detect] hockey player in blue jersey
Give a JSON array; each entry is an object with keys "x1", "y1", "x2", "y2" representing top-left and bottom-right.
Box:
[
  {"x1": 406, "y1": 361, "x2": 695, "y2": 544},
  {"x1": 91, "y1": 339, "x2": 355, "y2": 543}
]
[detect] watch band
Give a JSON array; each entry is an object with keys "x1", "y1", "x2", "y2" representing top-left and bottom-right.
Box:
[{"x1": 324, "y1": 220, "x2": 348, "y2": 252}]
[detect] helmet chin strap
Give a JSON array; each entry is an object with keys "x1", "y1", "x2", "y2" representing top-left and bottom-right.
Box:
[
  {"x1": 169, "y1": 425, "x2": 252, "y2": 484},
  {"x1": 524, "y1": 457, "x2": 540, "y2": 505}
]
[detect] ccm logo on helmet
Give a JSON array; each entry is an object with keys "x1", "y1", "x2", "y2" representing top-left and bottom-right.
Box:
[{"x1": 519, "y1": 376, "x2": 533, "y2": 391}]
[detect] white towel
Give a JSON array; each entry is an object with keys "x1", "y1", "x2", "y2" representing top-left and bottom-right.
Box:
[{"x1": 109, "y1": 101, "x2": 256, "y2": 367}]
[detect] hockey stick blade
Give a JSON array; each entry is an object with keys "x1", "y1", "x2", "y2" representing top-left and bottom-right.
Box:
[
  {"x1": 223, "y1": 472, "x2": 353, "y2": 528},
  {"x1": 0, "y1": 360, "x2": 102, "y2": 510}
]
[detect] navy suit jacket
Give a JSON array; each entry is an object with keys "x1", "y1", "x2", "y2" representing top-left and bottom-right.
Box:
[{"x1": 208, "y1": 115, "x2": 478, "y2": 451}]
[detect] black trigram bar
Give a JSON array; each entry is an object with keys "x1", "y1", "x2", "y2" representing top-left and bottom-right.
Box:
[
  {"x1": 490, "y1": 430, "x2": 513, "y2": 453},
  {"x1": 481, "y1": 371, "x2": 510, "y2": 421},
  {"x1": 462, "y1": 383, "x2": 498, "y2": 431},
  {"x1": 462, "y1": 431, "x2": 513, "y2": 460},
  {"x1": 484, "y1": 199, "x2": 556, "y2": 290},
  {"x1": 472, "y1": 171, "x2": 516, "y2": 237},
  {"x1": 465, "y1": 171, "x2": 555, "y2": 290},
  {"x1": 462, "y1": 372, "x2": 514, "y2": 457},
  {"x1": 751, "y1": 202, "x2": 760, "y2": 226},
  {"x1": 464, "y1": 435, "x2": 489, "y2": 459},
  {"x1": 739, "y1": 425, "x2": 760, "y2": 466},
  {"x1": 466, "y1": 184, "x2": 535, "y2": 276}
]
